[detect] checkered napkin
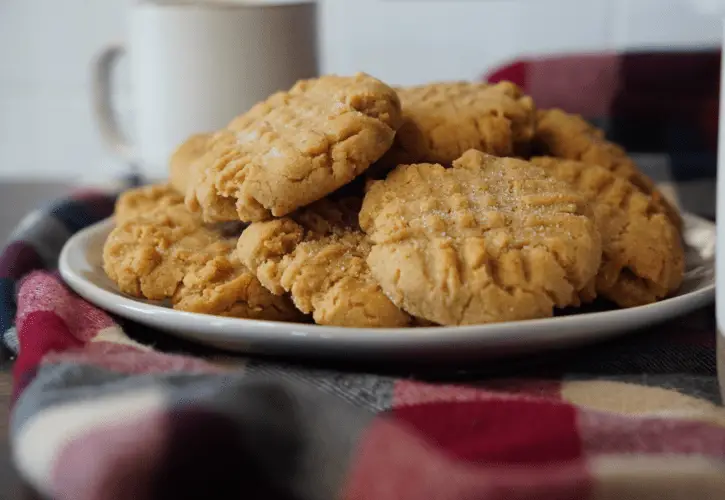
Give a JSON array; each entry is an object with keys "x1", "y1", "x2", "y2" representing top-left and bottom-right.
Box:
[{"x1": 1, "y1": 187, "x2": 724, "y2": 500}]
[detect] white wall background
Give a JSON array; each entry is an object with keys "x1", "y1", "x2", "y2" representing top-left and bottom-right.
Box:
[{"x1": 0, "y1": 0, "x2": 722, "y2": 180}]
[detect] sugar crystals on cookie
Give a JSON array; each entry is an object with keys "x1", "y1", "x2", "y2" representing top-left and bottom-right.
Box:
[{"x1": 360, "y1": 150, "x2": 603, "y2": 326}]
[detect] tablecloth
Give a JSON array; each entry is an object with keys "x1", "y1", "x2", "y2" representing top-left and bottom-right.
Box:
[{"x1": 0, "y1": 184, "x2": 723, "y2": 500}]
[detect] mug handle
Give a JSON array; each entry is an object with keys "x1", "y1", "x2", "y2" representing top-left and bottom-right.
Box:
[{"x1": 92, "y1": 44, "x2": 135, "y2": 162}]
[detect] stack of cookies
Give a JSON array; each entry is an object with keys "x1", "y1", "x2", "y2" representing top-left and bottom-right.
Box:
[{"x1": 103, "y1": 73, "x2": 685, "y2": 328}]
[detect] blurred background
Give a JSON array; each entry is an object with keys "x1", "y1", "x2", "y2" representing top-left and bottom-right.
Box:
[{"x1": 0, "y1": 0, "x2": 722, "y2": 238}]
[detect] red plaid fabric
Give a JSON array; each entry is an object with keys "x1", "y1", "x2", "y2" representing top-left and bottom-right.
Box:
[{"x1": 8, "y1": 271, "x2": 725, "y2": 500}]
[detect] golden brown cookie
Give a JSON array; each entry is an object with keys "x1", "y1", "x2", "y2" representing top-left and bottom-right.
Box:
[
  {"x1": 359, "y1": 150, "x2": 602, "y2": 326},
  {"x1": 170, "y1": 133, "x2": 210, "y2": 194},
  {"x1": 533, "y1": 108, "x2": 682, "y2": 229},
  {"x1": 530, "y1": 156, "x2": 684, "y2": 307},
  {"x1": 185, "y1": 73, "x2": 403, "y2": 223},
  {"x1": 237, "y1": 197, "x2": 412, "y2": 327},
  {"x1": 376, "y1": 81, "x2": 536, "y2": 169},
  {"x1": 114, "y1": 184, "x2": 185, "y2": 224},
  {"x1": 104, "y1": 187, "x2": 304, "y2": 321}
]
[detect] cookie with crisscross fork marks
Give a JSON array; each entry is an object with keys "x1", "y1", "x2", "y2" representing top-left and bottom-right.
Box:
[
  {"x1": 376, "y1": 81, "x2": 536, "y2": 171},
  {"x1": 360, "y1": 150, "x2": 602, "y2": 326},
  {"x1": 104, "y1": 185, "x2": 304, "y2": 321},
  {"x1": 533, "y1": 108, "x2": 682, "y2": 230},
  {"x1": 237, "y1": 197, "x2": 412, "y2": 327},
  {"x1": 185, "y1": 73, "x2": 403, "y2": 223},
  {"x1": 531, "y1": 157, "x2": 684, "y2": 307}
]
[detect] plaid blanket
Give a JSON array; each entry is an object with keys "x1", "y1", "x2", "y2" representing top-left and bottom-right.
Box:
[{"x1": 1, "y1": 188, "x2": 724, "y2": 500}]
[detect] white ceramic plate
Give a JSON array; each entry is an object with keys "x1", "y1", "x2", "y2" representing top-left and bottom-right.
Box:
[{"x1": 59, "y1": 213, "x2": 715, "y2": 360}]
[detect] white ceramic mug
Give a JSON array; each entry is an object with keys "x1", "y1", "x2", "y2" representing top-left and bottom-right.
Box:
[{"x1": 92, "y1": 0, "x2": 318, "y2": 177}]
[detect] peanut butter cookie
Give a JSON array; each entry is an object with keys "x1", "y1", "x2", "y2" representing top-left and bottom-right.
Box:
[
  {"x1": 377, "y1": 81, "x2": 535, "y2": 169},
  {"x1": 360, "y1": 150, "x2": 602, "y2": 326},
  {"x1": 185, "y1": 73, "x2": 403, "y2": 223},
  {"x1": 531, "y1": 157, "x2": 684, "y2": 307},
  {"x1": 114, "y1": 184, "x2": 185, "y2": 224},
  {"x1": 104, "y1": 186, "x2": 303, "y2": 321},
  {"x1": 237, "y1": 197, "x2": 412, "y2": 327},
  {"x1": 533, "y1": 108, "x2": 682, "y2": 229}
]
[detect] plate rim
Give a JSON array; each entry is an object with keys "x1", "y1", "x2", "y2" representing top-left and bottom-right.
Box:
[{"x1": 58, "y1": 214, "x2": 715, "y2": 350}]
